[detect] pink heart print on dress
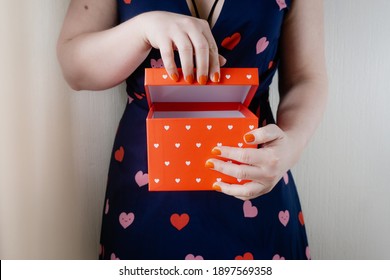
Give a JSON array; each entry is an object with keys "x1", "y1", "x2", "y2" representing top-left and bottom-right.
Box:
[
  {"x1": 105, "y1": 199, "x2": 109, "y2": 215},
  {"x1": 276, "y1": 0, "x2": 287, "y2": 10},
  {"x1": 151, "y1": 58, "x2": 164, "y2": 68},
  {"x1": 119, "y1": 212, "x2": 135, "y2": 229},
  {"x1": 185, "y1": 254, "x2": 204, "y2": 260},
  {"x1": 283, "y1": 173, "x2": 289, "y2": 184},
  {"x1": 278, "y1": 210, "x2": 290, "y2": 227},
  {"x1": 111, "y1": 253, "x2": 120, "y2": 260},
  {"x1": 306, "y1": 246, "x2": 311, "y2": 260},
  {"x1": 272, "y1": 254, "x2": 285, "y2": 260},
  {"x1": 243, "y1": 200, "x2": 258, "y2": 218},
  {"x1": 135, "y1": 170, "x2": 148, "y2": 187},
  {"x1": 256, "y1": 37, "x2": 269, "y2": 54}
]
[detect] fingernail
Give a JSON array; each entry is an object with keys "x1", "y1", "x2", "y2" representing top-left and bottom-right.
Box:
[
  {"x1": 205, "y1": 161, "x2": 214, "y2": 169},
  {"x1": 211, "y1": 148, "x2": 221, "y2": 156},
  {"x1": 244, "y1": 133, "x2": 255, "y2": 143},
  {"x1": 212, "y1": 184, "x2": 222, "y2": 192},
  {"x1": 185, "y1": 75, "x2": 194, "y2": 84},
  {"x1": 212, "y1": 72, "x2": 220, "y2": 83},
  {"x1": 199, "y1": 75, "x2": 208, "y2": 85},
  {"x1": 170, "y1": 73, "x2": 179, "y2": 82}
]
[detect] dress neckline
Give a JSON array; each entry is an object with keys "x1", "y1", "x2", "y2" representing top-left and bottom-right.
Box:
[{"x1": 183, "y1": 0, "x2": 227, "y2": 31}]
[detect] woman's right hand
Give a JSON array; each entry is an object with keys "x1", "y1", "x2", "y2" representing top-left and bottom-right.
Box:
[{"x1": 138, "y1": 11, "x2": 221, "y2": 84}]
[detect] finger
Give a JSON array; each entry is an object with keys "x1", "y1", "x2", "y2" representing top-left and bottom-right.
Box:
[
  {"x1": 211, "y1": 146, "x2": 265, "y2": 166},
  {"x1": 159, "y1": 40, "x2": 179, "y2": 82},
  {"x1": 243, "y1": 124, "x2": 284, "y2": 145},
  {"x1": 173, "y1": 34, "x2": 195, "y2": 84},
  {"x1": 201, "y1": 26, "x2": 220, "y2": 83},
  {"x1": 213, "y1": 181, "x2": 269, "y2": 200},
  {"x1": 188, "y1": 30, "x2": 210, "y2": 84},
  {"x1": 206, "y1": 158, "x2": 263, "y2": 181},
  {"x1": 219, "y1": 55, "x2": 227, "y2": 67}
]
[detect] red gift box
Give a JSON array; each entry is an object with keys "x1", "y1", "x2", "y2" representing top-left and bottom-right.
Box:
[{"x1": 145, "y1": 68, "x2": 259, "y2": 191}]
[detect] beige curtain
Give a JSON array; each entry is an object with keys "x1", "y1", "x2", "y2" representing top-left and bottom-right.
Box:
[{"x1": 0, "y1": 0, "x2": 125, "y2": 259}]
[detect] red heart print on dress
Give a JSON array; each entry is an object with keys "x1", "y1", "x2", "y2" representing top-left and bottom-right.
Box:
[
  {"x1": 256, "y1": 37, "x2": 269, "y2": 54},
  {"x1": 119, "y1": 212, "x2": 135, "y2": 229},
  {"x1": 221, "y1": 33, "x2": 241, "y2": 50},
  {"x1": 123, "y1": 0, "x2": 131, "y2": 4},
  {"x1": 134, "y1": 92, "x2": 145, "y2": 100},
  {"x1": 170, "y1": 213, "x2": 190, "y2": 230},
  {"x1": 298, "y1": 211, "x2": 305, "y2": 226},
  {"x1": 243, "y1": 200, "x2": 258, "y2": 218},
  {"x1": 99, "y1": 244, "x2": 104, "y2": 256},
  {"x1": 114, "y1": 146, "x2": 124, "y2": 162},
  {"x1": 135, "y1": 171, "x2": 148, "y2": 187},
  {"x1": 235, "y1": 252, "x2": 254, "y2": 260},
  {"x1": 278, "y1": 210, "x2": 290, "y2": 227}
]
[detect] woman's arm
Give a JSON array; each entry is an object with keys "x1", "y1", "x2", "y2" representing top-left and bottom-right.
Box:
[
  {"x1": 57, "y1": 0, "x2": 220, "y2": 91},
  {"x1": 57, "y1": 0, "x2": 149, "y2": 90},
  {"x1": 277, "y1": 0, "x2": 328, "y2": 152},
  {"x1": 206, "y1": 0, "x2": 328, "y2": 200}
]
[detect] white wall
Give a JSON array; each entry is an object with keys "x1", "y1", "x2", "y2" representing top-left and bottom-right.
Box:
[{"x1": 0, "y1": 0, "x2": 389, "y2": 259}]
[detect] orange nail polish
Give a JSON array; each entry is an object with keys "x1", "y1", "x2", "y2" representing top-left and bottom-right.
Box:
[
  {"x1": 199, "y1": 75, "x2": 208, "y2": 85},
  {"x1": 211, "y1": 148, "x2": 221, "y2": 156},
  {"x1": 205, "y1": 161, "x2": 214, "y2": 169},
  {"x1": 171, "y1": 73, "x2": 179, "y2": 82},
  {"x1": 212, "y1": 184, "x2": 222, "y2": 192},
  {"x1": 186, "y1": 75, "x2": 194, "y2": 84},
  {"x1": 212, "y1": 72, "x2": 220, "y2": 83},
  {"x1": 244, "y1": 133, "x2": 255, "y2": 143}
]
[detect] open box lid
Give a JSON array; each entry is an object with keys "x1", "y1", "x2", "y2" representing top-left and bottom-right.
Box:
[{"x1": 145, "y1": 68, "x2": 259, "y2": 108}]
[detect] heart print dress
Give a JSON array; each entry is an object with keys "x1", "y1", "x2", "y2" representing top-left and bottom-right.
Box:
[{"x1": 99, "y1": 0, "x2": 310, "y2": 260}]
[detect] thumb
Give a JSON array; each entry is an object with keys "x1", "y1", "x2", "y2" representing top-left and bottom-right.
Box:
[{"x1": 243, "y1": 124, "x2": 284, "y2": 145}]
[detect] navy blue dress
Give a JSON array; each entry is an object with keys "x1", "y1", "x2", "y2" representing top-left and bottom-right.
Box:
[{"x1": 99, "y1": 0, "x2": 310, "y2": 260}]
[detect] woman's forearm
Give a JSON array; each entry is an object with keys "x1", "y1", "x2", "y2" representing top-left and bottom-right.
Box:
[
  {"x1": 276, "y1": 77, "x2": 328, "y2": 153},
  {"x1": 57, "y1": 15, "x2": 151, "y2": 91}
]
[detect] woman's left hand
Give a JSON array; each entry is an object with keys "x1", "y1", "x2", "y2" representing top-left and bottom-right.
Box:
[{"x1": 205, "y1": 124, "x2": 303, "y2": 200}]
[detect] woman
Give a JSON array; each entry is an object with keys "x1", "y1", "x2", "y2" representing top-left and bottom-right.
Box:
[{"x1": 57, "y1": 0, "x2": 327, "y2": 260}]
